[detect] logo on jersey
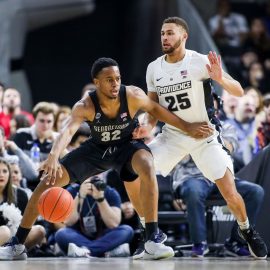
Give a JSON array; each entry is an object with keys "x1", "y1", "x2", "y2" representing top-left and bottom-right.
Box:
[
  {"x1": 156, "y1": 81, "x2": 192, "y2": 96},
  {"x1": 95, "y1": 112, "x2": 101, "y2": 123},
  {"x1": 180, "y1": 70, "x2": 188, "y2": 79},
  {"x1": 156, "y1": 77, "x2": 163, "y2": 81}
]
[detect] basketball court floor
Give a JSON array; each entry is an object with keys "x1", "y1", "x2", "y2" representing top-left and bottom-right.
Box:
[{"x1": 0, "y1": 257, "x2": 269, "y2": 270}]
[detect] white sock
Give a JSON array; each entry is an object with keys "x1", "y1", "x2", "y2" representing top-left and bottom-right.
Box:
[
  {"x1": 237, "y1": 219, "x2": 250, "y2": 230},
  {"x1": 139, "y1": 217, "x2": 145, "y2": 228}
]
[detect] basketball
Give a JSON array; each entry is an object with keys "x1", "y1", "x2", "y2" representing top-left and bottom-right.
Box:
[{"x1": 38, "y1": 187, "x2": 74, "y2": 223}]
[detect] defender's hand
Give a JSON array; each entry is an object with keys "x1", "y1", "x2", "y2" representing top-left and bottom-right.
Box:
[
  {"x1": 206, "y1": 51, "x2": 223, "y2": 83},
  {"x1": 185, "y1": 122, "x2": 214, "y2": 139},
  {"x1": 39, "y1": 153, "x2": 63, "y2": 185}
]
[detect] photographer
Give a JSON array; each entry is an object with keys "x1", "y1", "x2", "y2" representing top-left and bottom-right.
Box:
[{"x1": 55, "y1": 176, "x2": 134, "y2": 257}]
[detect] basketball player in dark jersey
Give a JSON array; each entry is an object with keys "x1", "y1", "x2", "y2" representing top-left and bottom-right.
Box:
[{"x1": 0, "y1": 57, "x2": 213, "y2": 260}]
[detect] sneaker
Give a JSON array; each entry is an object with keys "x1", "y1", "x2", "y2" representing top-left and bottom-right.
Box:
[
  {"x1": 67, "y1": 243, "x2": 91, "y2": 258},
  {"x1": 238, "y1": 226, "x2": 268, "y2": 259},
  {"x1": 144, "y1": 230, "x2": 174, "y2": 260},
  {"x1": 106, "y1": 243, "x2": 130, "y2": 257},
  {"x1": 0, "y1": 237, "x2": 27, "y2": 261},
  {"x1": 224, "y1": 239, "x2": 250, "y2": 257},
  {"x1": 133, "y1": 228, "x2": 167, "y2": 260},
  {"x1": 191, "y1": 242, "x2": 209, "y2": 257}
]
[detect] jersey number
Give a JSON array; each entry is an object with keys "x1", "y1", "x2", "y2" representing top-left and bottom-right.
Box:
[
  {"x1": 101, "y1": 130, "x2": 121, "y2": 142},
  {"x1": 165, "y1": 93, "x2": 191, "y2": 111}
]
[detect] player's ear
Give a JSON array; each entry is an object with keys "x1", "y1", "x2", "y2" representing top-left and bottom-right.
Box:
[
  {"x1": 183, "y1": 32, "x2": 188, "y2": 41},
  {"x1": 93, "y1": 78, "x2": 99, "y2": 88}
]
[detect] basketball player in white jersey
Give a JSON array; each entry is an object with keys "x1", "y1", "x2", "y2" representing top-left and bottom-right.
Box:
[{"x1": 131, "y1": 17, "x2": 267, "y2": 259}]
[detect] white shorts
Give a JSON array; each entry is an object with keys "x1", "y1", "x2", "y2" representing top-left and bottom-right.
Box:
[{"x1": 148, "y1": 127, "x2": 234, "y2": 182}]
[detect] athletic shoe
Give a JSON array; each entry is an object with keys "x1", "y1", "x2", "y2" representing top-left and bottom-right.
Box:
[
  {"x1": 106, "y1": 243, "x2": 130, "y2": 257},
  {"x1": 133, "y1": 228, "x2": 167, "y2": 259},
  {"x1": 67, "y1": 243, "x2": 91, "y2": 258},
  {"x1": 238, "y1": 226, "x2": 268, "y2": 259},
  {"x1": 0, "y1": 237, "x2": 27, "y2": 261},
  {"x1": 144, "y1": 230, "x2": 174, "y2": 260},
  {"x1": 224, "y1": 239, "x2": 250, "y2": 257},
  {"x1": 191, "y1": 241, "x2": 209, "y2": 257}
]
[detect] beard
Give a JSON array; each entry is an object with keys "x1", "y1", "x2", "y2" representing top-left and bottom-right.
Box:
[{"x1": 162, "y1": 38, "x2": 181, "y2": 54}]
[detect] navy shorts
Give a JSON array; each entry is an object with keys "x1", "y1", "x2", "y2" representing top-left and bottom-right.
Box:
[{"x1": 60, "y1": 139, "x2": 151, "y2": 183}]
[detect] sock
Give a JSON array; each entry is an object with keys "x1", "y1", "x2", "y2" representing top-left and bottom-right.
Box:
[
  {"x1": 145, "y1": 222, "x2": 158, "y2": 240},
  {"x1": 237, "y1": 219, "x2": 250, "y2": 230},
  {"x1": 139, "y1": 217, "x2": 145, "y2": 228},
  {"x1": 15, "y1": 226, "x2": 31, "y2": 244}
]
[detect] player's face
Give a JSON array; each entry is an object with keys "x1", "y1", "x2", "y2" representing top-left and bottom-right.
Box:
[
  {"x1": 95, "y1": 66, "x2": 121, "y2": 99},
  {"x1": 161, "y1": 23, "x2": 187, "y2": 54}
]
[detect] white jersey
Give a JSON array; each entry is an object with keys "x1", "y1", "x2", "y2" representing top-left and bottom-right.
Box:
[{"x1": 146, "y1": 49, "x2": 215, "y2": 132}]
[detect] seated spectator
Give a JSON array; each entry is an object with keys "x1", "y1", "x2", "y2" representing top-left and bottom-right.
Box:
[
  {"x1": 242, "y1": 61, "x2": 270, "y2": 94},
  {"x1": 221, "y1": 91, "x2": 239, "y2": 120},
  {"x1": 244, "y1": 87, "x2": 264, "y2": 114},
  {"x1": 226, "y1": 94, "x2": 257, "y2": 171},
  {"x1": 254, "y1": 94, "x2": 270, "y2": 153},
  {"x1": 9, "y1": 114, "x2": 31, "y2": 140},
  {"x1": 12, "y1": 102, "x2": 62, "y2": 162},
  {"x1": 0, "y1": 158, "x2": 45, "y2": 250},
  {"x1": 68, "y1": 124, "x2": 90, "y2": 151},
  {"x1": 0, "y1": 88, "x2": 34, "y2": 138},
  {"x1": 208, "y1": 0, "x2": 248, "y2": 58},
  {"x1": 243, "y1": 18, "x2": 270, "y2": 62},
  {"x1": 10, "y1": 162, "x2": 32, "y2": 199},
  {"x1": 55, "y1": 176, "x2": 134, "y2": 257},
  {"x1": 54, "y1": 106, "x2": 71, "y2": 132},
  {"x1": 0, "y1": 128, "x2": 38, "y2": 181}
]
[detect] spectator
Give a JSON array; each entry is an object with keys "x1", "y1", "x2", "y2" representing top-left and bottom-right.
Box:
[
  {"x1": 12, "y1": 102, "x2": 63, "y2": 162},
  {"x1": 244, "y1": 87, "x2": 264, "y2": 114},
  {"x1": 54, "y1": 106, "x2": 71, "y2": 132},
  {"x1": 221, "y1": 91, "x2": 239, "y2": 120},
  {"x1": 209, "y1": 0, "x2": 248, "y2": 56},
  {"x1": 0, "y1": 88, "x2": 34, "y2": 138},
  {"x1": 67, "y1": 124, "x2": 90, "y2": 151},
  {"x1": 0, "y1": 158, "x2": 45, "y2": 250},
  {"x1": 55, "y1": 177, "x2": 134, "y2": 257},
  {"x1": 9, "y1": 114, "x2": 31, "y2": 140},
  {"x1": 226, "y1": 95, "x2": 257, "y2": 172},
  {"x1": 243, "y1": 18, "x2": 270, "y2": 62},
  {"x1": 242, "y1": 61, "x2": 270, "y2": 94},
  {"x1": 254, "y1": 94, "x2": 270, "y2": 153},
  {"x1": 0, "y1": 128, "x2": 38, "y2": 181},
  {"x1": 0, "y1": 81, "x2": 5, "y2": 112}
]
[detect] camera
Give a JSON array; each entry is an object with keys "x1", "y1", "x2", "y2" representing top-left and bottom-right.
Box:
[{"x1": 91, "y1": 176, "x2": 107, "y2": 191}]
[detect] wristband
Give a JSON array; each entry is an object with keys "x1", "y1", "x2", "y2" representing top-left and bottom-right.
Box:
[{"x1": 96, "y1": 197, "x2": 105, "y2": 203}]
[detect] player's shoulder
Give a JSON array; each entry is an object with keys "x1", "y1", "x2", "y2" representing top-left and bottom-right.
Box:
[
  {"x1": 126, "y1": 85, "x2": 145, "y2": 97},
  {"x1": 186, "y1": 49, "x2": 209, "y2": 65},
  {"x1": 147, "y1": 55, "x2": 164, "y2": 67}
]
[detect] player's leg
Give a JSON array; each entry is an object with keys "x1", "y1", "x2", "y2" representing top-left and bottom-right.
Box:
[
  {"x1": 130, "y1": 149, "x2": 174, "y2": 259},
  {"x1": 192, "y1": 139, "x2": 267, "y2": 259}
]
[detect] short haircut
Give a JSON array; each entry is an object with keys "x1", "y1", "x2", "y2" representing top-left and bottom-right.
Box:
[
  {"x1": 163, "y1": 17, "x2": 189, "y2": 34},
  {"x1": 32, "y1": 102, "x2": 56, "y2": 119},
  {"x1": 91, "y1": 57, "x2": 119, "y2": 79}
]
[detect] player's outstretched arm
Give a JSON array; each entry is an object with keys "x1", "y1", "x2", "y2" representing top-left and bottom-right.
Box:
[
  {"x1": 39, "y1": 100, "x2": 89, "y2": 185},
  {"x1": 128, "y1": 86, "x2": 213, "y2": 139},
  {"x1": 206, "y1": 51, "x2": 244, "y2": 97}
]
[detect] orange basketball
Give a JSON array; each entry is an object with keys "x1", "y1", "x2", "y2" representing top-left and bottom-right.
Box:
[{"x1": 38, "y1": 187, "x2": 74, "y2": 223}]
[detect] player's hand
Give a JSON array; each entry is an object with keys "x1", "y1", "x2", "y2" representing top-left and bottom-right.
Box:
[
  {"x1": 39, "y1": 153, "x2": 63, "y2": 185},
  {"x1": 206, "y1": 51, "x2": 223, "y2": 83},
  {"x1": 185, "y1": 122, "x2": 214, "y2": 139},
  {"x1": 132, "y1": 124, "x2": 152, "y2": 139}
]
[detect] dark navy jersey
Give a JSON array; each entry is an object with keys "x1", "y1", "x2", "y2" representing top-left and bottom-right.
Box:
[{"x1": 86, "y1": 85, "x2": 139, "y2": 145}]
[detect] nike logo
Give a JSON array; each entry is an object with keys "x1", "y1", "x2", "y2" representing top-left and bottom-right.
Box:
[
  {"x1": 156, "y1": 77, "x2": 163, "y2": 81},
  {"x1": 207, "y1": 139, "x2": 213, "y2": 144}
]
